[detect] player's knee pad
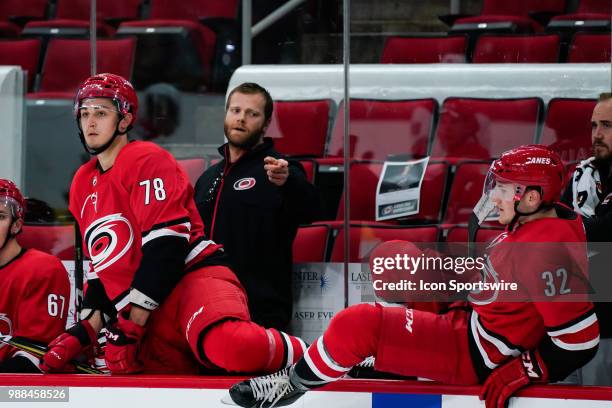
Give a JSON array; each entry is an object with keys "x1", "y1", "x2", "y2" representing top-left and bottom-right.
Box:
[
  {"x1": 202, "y1": 319, "x2": 269, "y2": 373},
  {"x1": 323, "y1": 303, "x2": 382, "y2": 366}
]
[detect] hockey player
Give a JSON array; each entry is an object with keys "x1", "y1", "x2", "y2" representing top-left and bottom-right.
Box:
[
  {"x1": 227, "y1": 145, "x2": 600, "y2": 408},
  {"x1": 0, "y1": 179, "x2": 71, "y2": 372},
  {"x1": 40, "y1": 73, "x2": 306, "y2": 375}
]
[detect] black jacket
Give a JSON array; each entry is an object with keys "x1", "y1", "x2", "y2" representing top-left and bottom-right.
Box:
[
  {"x1": 562, "y1": 159, "x2": 612, "y2": 337},
  {"x1": 194, "y1": 138, "x2": 321, "y2": 329}
]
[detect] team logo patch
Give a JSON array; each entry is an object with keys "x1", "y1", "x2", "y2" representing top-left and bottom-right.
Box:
[
  {"x1": 233, "y1": 178, "x2": 256, "y2": 191},
  {"x1": 85, "y1": 213, "x2": 134, "y2": 272},
  {"x1": 0, "y1": 314, "x2": 13, "y2": 349}
]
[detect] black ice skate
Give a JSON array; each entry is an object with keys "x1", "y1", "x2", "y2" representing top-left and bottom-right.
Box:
[{"x1": 225, "y1": 366, "x2": 306, "y2": 407}]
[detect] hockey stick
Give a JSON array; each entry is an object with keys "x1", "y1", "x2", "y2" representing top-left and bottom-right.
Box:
[
  {"x1": 74, "y1": 222, "x2": 84, "y2": 320},
  {"x1": 0, "y1": 335, "x2": 104, "y2": 374}
]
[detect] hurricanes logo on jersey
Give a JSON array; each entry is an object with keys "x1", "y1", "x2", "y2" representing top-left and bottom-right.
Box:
[
  {"x1": 233, "y1": 178, "x2": 256, "y2": 191},
  {"x1": 85, "y1": 213, "x2": 134, "y2": 272},
  {"x1": 0, "y1": 314, "x2": 13, "y2": 349}
]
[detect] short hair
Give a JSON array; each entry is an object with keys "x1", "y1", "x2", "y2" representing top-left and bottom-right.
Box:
[
  {"x1": 226, "y1": 82, "x2": 274, "y2": 123},
  {"x1": 598, "y1": 92, "x2": 612, "y2": 102}
]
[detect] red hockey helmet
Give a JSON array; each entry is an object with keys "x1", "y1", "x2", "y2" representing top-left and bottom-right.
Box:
[
  {"x1": 74, "y1": 73, "x2": 138, "y2": 126},
  {"x1": 0, "y1": 179, "x2": 26, "y2": 220},
  {"x1": 485, "y1": 144, "x2": 564, "y2": 204}
]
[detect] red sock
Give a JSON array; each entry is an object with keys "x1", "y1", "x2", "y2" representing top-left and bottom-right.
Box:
[{"x1": 202, "y1": 320, "x2": 306, "y2": 373}]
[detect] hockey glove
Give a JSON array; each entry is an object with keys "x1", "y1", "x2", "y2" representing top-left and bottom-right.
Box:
[
  {"x1": 479, "y1": 351, "x2": 547, "y2": 408},
  {"x1": 104, "y1": 314, "x2": 145, "y2": 374},
  {"x1": 40, "y1": 320, "x2": 97, "y2": 372}
]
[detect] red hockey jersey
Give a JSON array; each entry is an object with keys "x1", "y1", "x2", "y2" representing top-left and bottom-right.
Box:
[
  {"x1": 470, "y1": 212, "x2": 599, "y2": 371},
  {"x1": 0, "y1": 249, "x2": 70, "y2": 362},
  {"x1": 69, "y1": 141, "x2": 222, "y2": 310}
]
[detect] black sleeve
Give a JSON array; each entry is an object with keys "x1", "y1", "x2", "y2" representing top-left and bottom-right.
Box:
[
  {"x1": 281, "y1": 160, "x2": 323, "y2": 224},
  {"x1": 0, "y1": 355, "x2": 40, "y2": 373},
  {"x1": 538, "y1": 334, "x2": 598, "y2": 382},
  {"x1": 130, "y1": 235, "x2": 189, "y2": 308},
  {"x1": 83, "y1": 278, "x2": 116, "y2": 320},
  {"x1": 582, "y1": 208, "x2": 612, "y2": 242}
]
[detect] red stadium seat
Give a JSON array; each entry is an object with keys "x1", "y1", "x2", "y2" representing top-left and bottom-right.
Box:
[
  {"x1": 18, "y1": 224, "x2": 75, "y2": 260},
  {"x1": 472, "y1": 34, "x2": 560, "y2": 63},
  {"x1": 293, "y1": 224, "x2": 330, "y2": 263},
  {"x1": 266, "y1": 100, "x2": 331, "y2": 157},
  {"x1": 548, "y1": 0, "x2": 610, "y2": 33},
  {"x1": 177, "y1": 158, "x2": 206, "y2": 187},
  {"x1": 0, "y1": 39, "x2": 41, "y2": 91},
  {"x1": 431, "y1": 97, "x2": 542, "y2": 163},
  {"x1": 336, "y1": 161, "x2": 449, "y2": 224},
  {"x1": 24, "y1": 20, "x2": 115, "y2": 38},
  {"x1": 0, "y1": 0, "x2": 48, "y2": 24},
  {"x1": 325, "y1": 99, "x2": 437, "y2": 162},
  {"x1": 540, "y1": 98, "x2": 596, "y2": 164},
  {"x1": 331, "y1": 224, "x2": 439, "y2": 262},
  {"x1": 381, "y1": 35, "x2": 468, "y2": 63},
  {"x1": 445, "y1": 225, "x2": 504, "y2": 243},
  {"x1": 451, "y1": 0, "x2": 566, "y2": 34},
  {"x1": 31, "y1": 37, "x2": 136, "y2": 98},
  {"x1": 55, "y1": 0, "x2": 141, "y2": 22},
  {"x1": 567, "y1": 32, "x2": 611, "y2": 62},
  {"x1": 298, "y1": 160, "x2": 317, "y2": 184},
  {"x1": 0, "y1": 22, "x2": 21, "y2": 37},
  {"x1": 443, "y1": 161, "x2": 491, "y2": 225}
]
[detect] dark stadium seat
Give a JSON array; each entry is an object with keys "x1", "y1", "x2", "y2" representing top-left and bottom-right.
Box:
[
  {"x1": 335, "y1": 161, "x2": 449, "y2": 223},
  {"x1": 0, "y1": 39, "x2": 41, "y2": 91},
  {"x1": 472, "y1": 34, "x2": 560, "y2": 63},
  {"x1": 431, "y1": 97, "x2": 542, "y2": 163},
  {"x1": 380, "y1": 35, "x2": 468, "y2": 63},
  {"x1": 266, "y1": 99, "x2": 332, "y2": 157},
  {"x1": 30, "y1": 37, "x2": 135, "y2": 98},
  {"x1": 567, "y1": 32, "x2": 611, "y2": 62},
  {"x1": 118, "y1": 0, "x2": 239, "y2": 91},
  {"x1": 330, "y1": 224, "x2": 439, "y2": 262},
  {"x1": 177, "y1": 158, "x2": 206, "y2": 187},
  {"x1": 540, "y1": 98, "x2": 596, "y2": 164},
  {"x1": 442, "y1": 161, "x2": 491, "y2": 225},
  {"x1": 18, "y1": 224, "x2": 75, "y2": 260},
  {"x1": 0, "y1": 22, "x2": 21, "y2": 37},
  {"x1": 325, "y1": 99, "x2": 437, "y2": 162},
  {"x1": 293, "y1": 224, "x2": 330, "y2": 263}
]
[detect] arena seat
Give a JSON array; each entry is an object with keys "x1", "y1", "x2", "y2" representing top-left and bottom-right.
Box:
[
  {"x1": 442, "y1": 161, "x2": 491, "y2": 226},
  {"x1": 54, "y1": 0, "x2": 141, "y2": 23},
  {"x1": 0, "y1": 0, "x2": 48, "y2": 25},
  {"x1": 567, "y1": 32, "x2": 611, "y2": 62},
  {"x1": 330, "y1": 224, "x2": 439, "y2": 262},
  {"x1": 472, "y1": 34, "x2": 560, "y2": 63},
  {"x1": 18, "y1": 224, "x2": 75, "y2": 260},
  {"x1": 324, "y1": 98, "x2": 437, "y2": 163},
  {"x1": 293, "y1": 224, "x2": 330, "y2": 263},
  {"x1": 0, "y1": 38, "x2": 41, "y2": 91},
  {"x1": 431, "y1": 97, "x2": 542, "y2": 163},
  {"x1": 266, "y1": 99, "x2": 332, "y2": 157},
  {"x1": 381, "y1": 35, "x2": 468, "y2": 63},
  {"x1": 177, "y1": 158, "x2": 206, "y2": 187},
  {"x1": 298, "y1": 160, "x2": 317, "y2": 184},
  {"x1": 450, "y1": 0, "x2": 566, "y2": 35},
  {"x1": 335, "y1": 161, "x2": 449, "y2": 224},
  {"x1": 549, "y1": 0, "x2": 611, "y2": 29},
  {"x1": 29, "y1": 37, "x2": 135, "y2": 98},
  {"x1": 118, "y1": 0, "x2": 239, "y2": 91},
  {"x1": 445, "y1": 225, "x2": 504, "y2": 243},
  {"x1": 540, "y1": 98, "x2": 596, "y2": 165}
]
